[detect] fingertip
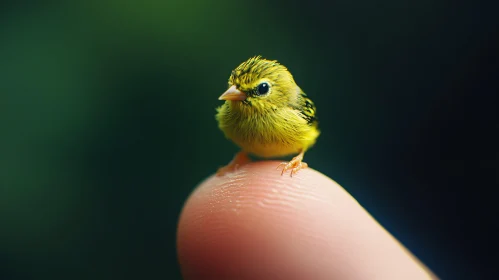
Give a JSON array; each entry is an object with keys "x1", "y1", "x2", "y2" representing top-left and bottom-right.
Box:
[{"x1": 177, "y1": 161, "x2": 436, "y2": 280}]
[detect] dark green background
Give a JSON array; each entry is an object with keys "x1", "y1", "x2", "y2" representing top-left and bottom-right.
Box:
[{"x1": 1, "y1": 1, "x2": 497, "y2": 279}]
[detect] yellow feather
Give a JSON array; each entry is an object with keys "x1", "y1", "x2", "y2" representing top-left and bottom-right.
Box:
[{"x1": 215, "y1": 56, "x2": 320, "y2": 175}]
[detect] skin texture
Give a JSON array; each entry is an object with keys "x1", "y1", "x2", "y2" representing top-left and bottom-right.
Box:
[{"x1": 177, "y1": 162, "x2": 439, "y2": 280}]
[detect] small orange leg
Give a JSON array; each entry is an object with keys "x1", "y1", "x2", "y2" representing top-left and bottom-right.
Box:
[
  {"x1": 277, "y1": 150, "x2": 308, "y2": 177},
  {"x1": 217, "y1": 151, "x2": 251, "y2": 176}
]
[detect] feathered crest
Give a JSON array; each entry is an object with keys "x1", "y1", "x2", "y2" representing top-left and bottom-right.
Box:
[{"x1": 229, "y1": 56, "x2": 289, "y2": 90}]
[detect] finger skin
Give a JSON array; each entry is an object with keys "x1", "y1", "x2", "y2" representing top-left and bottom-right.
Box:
[{"x1": 177, "y1": 161, "x2": 437, "y2": 280}]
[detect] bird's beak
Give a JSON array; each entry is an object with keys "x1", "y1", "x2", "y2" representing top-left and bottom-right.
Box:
[{"x1": 218, "y1": 85, "x2": 247, "y2": 101}]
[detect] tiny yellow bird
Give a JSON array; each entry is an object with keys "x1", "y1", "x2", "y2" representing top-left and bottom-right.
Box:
[{"x1": 216, "y1": 56, "x2": 320, "y2": 176}]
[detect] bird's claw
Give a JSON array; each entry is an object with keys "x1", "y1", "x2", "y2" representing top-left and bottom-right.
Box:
[
  {"x1": 276, "y1": 159, "x2": 308, "y2": 177},
  {"x1": 217, "y1": 151, "x2": 251, "y2": 176},
  {"x1": 217, "y1": 164, "x2": 239, "y2": 176}
]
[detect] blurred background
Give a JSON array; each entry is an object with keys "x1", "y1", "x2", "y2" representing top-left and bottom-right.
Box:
[{"x1": 1, "y1": 0, "x2": 497, "y2": 279}]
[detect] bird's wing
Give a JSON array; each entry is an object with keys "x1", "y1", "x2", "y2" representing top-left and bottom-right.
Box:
[{"x1": 294, "y1": 91, "x2": 318, "y2": 125}]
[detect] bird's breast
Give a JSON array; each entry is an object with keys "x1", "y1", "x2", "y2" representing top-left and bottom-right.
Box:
[{"x1": 217, "y1": 105, "x2": 318, "y2": 158}]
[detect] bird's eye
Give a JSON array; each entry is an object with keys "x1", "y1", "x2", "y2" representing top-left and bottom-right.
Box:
[{"x1": 256, "y1": 82, "x2": 270, "y2": 95}]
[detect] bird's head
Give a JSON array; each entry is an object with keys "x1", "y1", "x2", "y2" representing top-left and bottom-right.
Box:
[{"x1": 218, "y1": 56, "x2": 299, "y2": 111}]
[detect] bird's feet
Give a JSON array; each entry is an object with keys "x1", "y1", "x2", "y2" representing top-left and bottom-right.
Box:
[
  {"x1": 217, "y1": 151, "x2": 251, "y2": 176},
  {"x1": 277, "y1": 152, "x2": 308, "y2": 177}
]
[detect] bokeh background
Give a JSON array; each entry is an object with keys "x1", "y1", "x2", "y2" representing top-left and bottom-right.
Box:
[{"x1": 1, "y1": 1, "x2": 497, "y2": 279}]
